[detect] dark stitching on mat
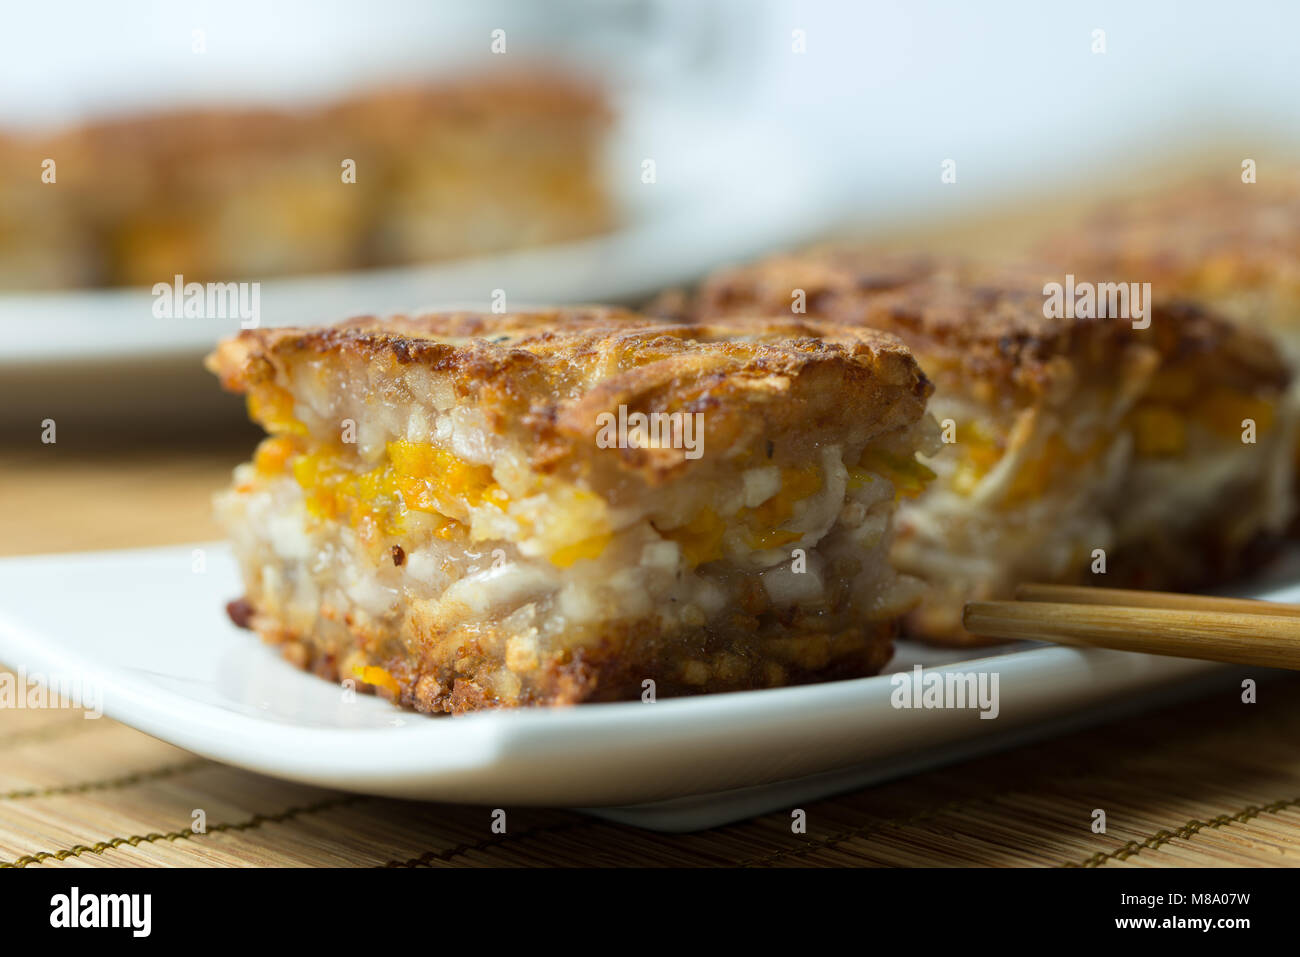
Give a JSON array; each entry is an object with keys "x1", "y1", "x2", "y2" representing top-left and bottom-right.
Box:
[
  {"x1": 381, "y1": 818, "x2": 595, "y2": 867},
  {"x1": 0, "y1": 794, "x2": 365, "y2": 867},
  {"x1": 734, "y1": 744, "x2": 1184, "y2": 868},
  {"x1": 739, "y1": 797, "x2": 980, "y2": 867},
  {"x1": 1, "y1": 757, "x2": 211, "y2": 801},
  {"x1": 1068, "y1": 795, "x2": 1300, "y2": 868}
]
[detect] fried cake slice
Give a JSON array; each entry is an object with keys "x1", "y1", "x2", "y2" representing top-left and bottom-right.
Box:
[{"x1": 207, "y1": 308, "x2": 935, "y2": 711}]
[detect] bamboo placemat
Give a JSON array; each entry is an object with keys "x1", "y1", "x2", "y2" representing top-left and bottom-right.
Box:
[{"x1": 3, "y1": 661, "x2": 1300, "y2": 867}]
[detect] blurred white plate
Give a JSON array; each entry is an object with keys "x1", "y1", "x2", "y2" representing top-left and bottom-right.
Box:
[
  {"x1": 0, "y1": 103, "x2": 840, "y2": 427},
  {"x1": 0, "y1": 543, "x2": 1283, "y2": 831}
]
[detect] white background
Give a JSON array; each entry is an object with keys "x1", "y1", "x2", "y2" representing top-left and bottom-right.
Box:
[{"x1": 3, "y1": 0, "x2": 1297, "y2": 221}]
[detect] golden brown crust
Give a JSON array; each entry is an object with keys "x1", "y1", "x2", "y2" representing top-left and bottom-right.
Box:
[
  {"x1": 206, "y1": 308, "x2": 932, "y2": 485},
  {"x1": 1038, "y1": 173, "x2": 1300, "y2": 314},
  {"x1": 207, "y1": 307, "x2": 919, "y2": 375},
  {"x1": 252, "y1": 602, "x2": 897, "y2": 714},
  {"x1": 683, "y1": 246, "x2": 1289, "y2": 399}
]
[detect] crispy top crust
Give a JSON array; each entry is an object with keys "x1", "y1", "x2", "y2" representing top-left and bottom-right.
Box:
[
  {"x1": 1038, "y1": 174, "x2": 1300, "y2": 300},
  {"x1": 207, "y1": 308, "x2": 932, "y2": 483},
  {"x1": 681, "y1": 246, "x2": 1289, "y2": 400}
]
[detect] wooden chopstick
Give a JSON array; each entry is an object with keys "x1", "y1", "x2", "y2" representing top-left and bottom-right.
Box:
[
  {"x1": 963, "y1": 591, "x2": 1300, "y2": 670},
  {"x1": 1014, "y1": 582, "x2": 1300, "y2": 617}
]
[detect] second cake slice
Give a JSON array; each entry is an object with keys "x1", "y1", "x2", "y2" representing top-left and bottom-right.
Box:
[{"x1": 673, "y1": 249, "x2": 1297, "y2": 643}]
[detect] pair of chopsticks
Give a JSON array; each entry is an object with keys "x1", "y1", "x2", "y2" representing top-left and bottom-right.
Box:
[{"x1": 963, "y1": 584, "x2": 1300, "y2": 670}]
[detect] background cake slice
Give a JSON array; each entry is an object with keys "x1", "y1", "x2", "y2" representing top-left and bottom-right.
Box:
[
  {"x1": 672, "y1": 248, "x2": 1296, "y2": 643},
  {"x1": 0, "y1": 70, "x2": 612, "y2": 290},
  {"x1": 207, "y1": 309, "x2": 935, "y2": 712},
  {"x1": 1039, "y1": 173, "x2": 1300, "y2": 360}
]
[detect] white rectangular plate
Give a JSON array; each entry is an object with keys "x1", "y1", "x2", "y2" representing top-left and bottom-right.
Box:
[{"x1": 0, "y1": 544, "x2": 1289, "y2": 831}]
